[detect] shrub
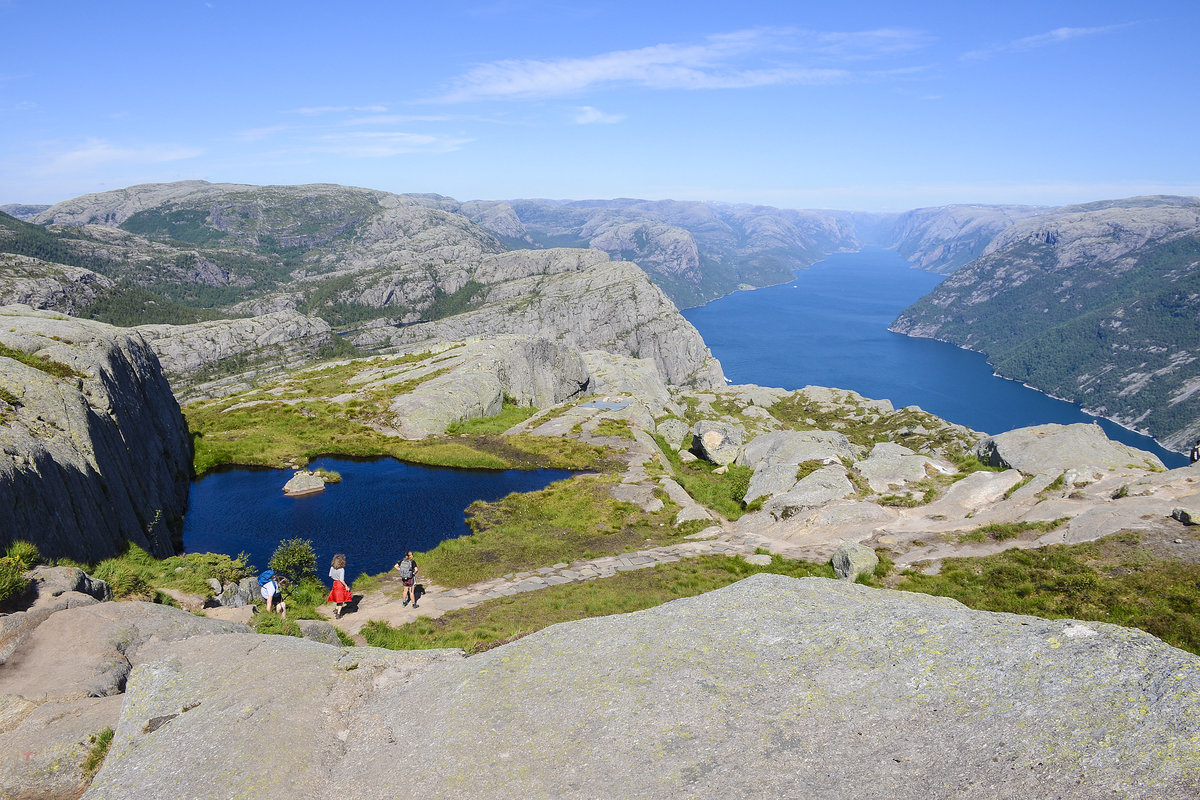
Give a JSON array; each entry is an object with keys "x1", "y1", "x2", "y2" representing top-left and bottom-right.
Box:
[
  {"x1": 269, "y1": 539, "x2": 318, "y2": 584},
  {"x1": 92, "y1": 558, "x2": 151, "y2": 598},
  {"x1": 5, "y1": 540, "x2": 40, "y2": 570},
  {"x1": 0, "y1": 557, "x2": 29, "y2": 604}
]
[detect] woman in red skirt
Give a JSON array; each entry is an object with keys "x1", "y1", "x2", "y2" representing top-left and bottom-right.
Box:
[{"x1": 327, "y1": 553, "x2": 352, "y2": 618}]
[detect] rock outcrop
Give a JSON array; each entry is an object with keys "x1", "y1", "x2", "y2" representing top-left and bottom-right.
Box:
[
  {"x1": 375, "y1": 336, "x2": 592, "y2": 438},
  {"x1": 82, "y1": 575, "x2": 1200, "y2": 799},
  {"x1": 975, "y1": 422, "x2": 1165, "y2": 473},
  {"x1": 135, "y1": 310, "x2": 333, "y2": 387},
  {"x1": 0, "y1": 306, "x2": 192, "y2": 562},
  {"x1": 0, "y1": 254, "x2": 115, "y2": 315},
  {"x1": 0, "y1": 599, "x2": 246, "y2": 799},
  {"x1": 354, "y1": 249, "x2": 725, "y2": 388}
]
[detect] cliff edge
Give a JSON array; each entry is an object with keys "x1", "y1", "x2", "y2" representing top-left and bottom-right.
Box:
[{"x1": 0, "y1": 305, "x2": 191, "y2": 562}]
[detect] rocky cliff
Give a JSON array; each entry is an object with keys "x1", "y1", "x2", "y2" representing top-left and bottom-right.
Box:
[
  {"x1": 71, "y1": 575, "x2": 1200, "y2": 799},
  {"x1": 891, "y1": 196, "x2": 1200, "y2": 451},
  {"x1": 135, "y1": 310, "x2": 333, "y2": 389},
  {"x1": 0, "y1": 305, "x2": 192, "y2": 562},
  {"x1": 351, "y1": 249, "x2": 725, "y2": 388}
]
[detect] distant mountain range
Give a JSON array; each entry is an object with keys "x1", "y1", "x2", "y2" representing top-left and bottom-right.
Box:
[{"x1": 3, "y1": 182, "x2": 1198, "y2": 450}]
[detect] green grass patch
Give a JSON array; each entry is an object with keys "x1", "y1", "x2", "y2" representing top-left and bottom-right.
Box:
[
  {"x1": 956, "y1": 517, "x2": 1070, "y2": 543},
  {"x1": 1002, "y1": 474, "x2": 1035, "y2": 500},
  {"x1": 655, "y1": 434, "x2": 754, "y2": 520},
  {"x1": 186, "y1": 396, "x2": 614, "y2": 475},
  {"x1": 446, "y1": 401, "x2": 540, "y2": 435},
  {"x1": 363, "y1": 553, "x2": 835, "y2": 652},
  {"x1": 83, "y1": 727, "x2": 114, "y2": 775},
  {"x1": 592, "y1": 417, "x2": 635, "y2": 440},
  {"x1": 417, "y1": 475, "x2": 686, "y2": 588},
  {"x1": 89, "y1": 544, "x2": 254, "y2": 599},
  {"x1": 0, "y1": 342, "x2": 82, "y2": 379},
  {"x1": 896, "y1": 532, "x2": 1200, "y2": 655}
]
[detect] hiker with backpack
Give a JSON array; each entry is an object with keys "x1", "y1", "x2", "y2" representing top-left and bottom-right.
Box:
[
  {"x1": 258, "y1": 570, "x2": 287, "y2": 619},
  {"x1": 394, "y1": 551, "x2": 419, "y2": 608},
  {"x1": 327, "y1": 554, "x2": 352, "y2": 618}
]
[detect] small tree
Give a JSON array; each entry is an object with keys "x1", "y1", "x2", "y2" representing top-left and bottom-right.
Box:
[{"x1": 269, "y1": 538, "x2": 317, "y2": 585}]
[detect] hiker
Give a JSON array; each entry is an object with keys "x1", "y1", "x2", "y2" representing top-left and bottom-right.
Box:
[
  {"x1": 327, "y1": 553, "x2": 352, "y2": 618},
  {"x1": 1192, "y1": 439, "x2": 1200, "y2": 465},
  {"x1": 260, "y1": 571, "x2": 287, "y2": 619},
  {"x1": 394, "y1": 551, "x2": 419, "y2": 608}
]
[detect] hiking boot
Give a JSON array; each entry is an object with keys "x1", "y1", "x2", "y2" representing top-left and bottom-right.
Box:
[
  {"x1": 412, "y1": 603, "x2": 418, "y2": 609},
  {"x1": 402, "y1": 599, "x2": 409, "y2": 606}
]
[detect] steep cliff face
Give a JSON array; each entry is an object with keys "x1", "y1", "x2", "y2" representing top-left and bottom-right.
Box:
[
  {"x1": 892, "y1": 196, "x2": 1200, "y2": 451},
  {"x1": 0, "y1": 306, "x2": 192, "y2": 562}
]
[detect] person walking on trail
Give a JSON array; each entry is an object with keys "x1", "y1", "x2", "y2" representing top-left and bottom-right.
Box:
[
  {"x1": 395, "y1": 551, "x2": 419, "y2": 608},
  {"x1": 328, "y1": 553, "x2": 352, "y2": 618},
  {"x1": 260, "y1": 572, "x2": 286, "y2": 619},
  {"x1": 1191, "y1": 439, "x2": 1200, "y2": 465}
]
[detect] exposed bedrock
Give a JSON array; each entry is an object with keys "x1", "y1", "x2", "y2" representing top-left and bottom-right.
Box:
[
  {"x1": 84, "y1": 575, "x2": 1200, "y2": 799},
  {"x1": 0, "y1": 305, "x2": 191, "y2": 562}
]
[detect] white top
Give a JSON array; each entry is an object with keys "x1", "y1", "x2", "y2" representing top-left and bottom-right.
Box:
[
  {"x1": 260, "y1": 580, "x2": 278, "y2": 600},
  {"x1": 329, "y1": 567, "x2": 345, "y2": 583}
]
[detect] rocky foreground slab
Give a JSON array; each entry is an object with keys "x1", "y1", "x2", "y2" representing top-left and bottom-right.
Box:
[{"x1": 84, "y1": 575, "x2": 1200, "y2": 799}]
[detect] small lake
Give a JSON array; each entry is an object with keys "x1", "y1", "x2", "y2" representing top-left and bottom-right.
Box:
[
  {"x1": 683, "y1": 247, "x2": 1186, "y2": 468},
  {"x1": 182, "y1": 456, "x2": 574, "y2": 579}
]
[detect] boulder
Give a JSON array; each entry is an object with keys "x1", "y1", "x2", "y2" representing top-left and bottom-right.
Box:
[
  {"x1": 831, "y1": 541, "x2": 878, "y2": 580},
  {"x1": 743, "y1": 553, "x2": 773, "y2": 566},
  {"x1": 737, "y1": 430, "x2": 855, "y2": 503},
  {"x1": 855, "y1": 442, "x2": 946, "y2": 493},
  {"x1": 975, "y1": 423, "x2": 1164, "y2": 473},
  {"x1": 655, "y1": 417, "x2": 690, "y2": 451},
  {"x1": 25, "y1": 565, "x2": 112, "y2": 603},
  {"x1": 283, "y1": 470, "x2": 326, "y2": 497},
  {"x1": 764, "y1": 466, "x2": 854, "y2": 519},
  {"x1": 214, "y1": 577, "x2": 260, "y2": 608},
  {"x1": 1173, "y1": 502, "x2": 1200, "y2": 526},
  {"x1": 84, "y1": 576, "x2": 1200, "y2": 799},
  {"x1": 691, "y1": 421, "x2": 744, "y2": 465},
  {"x1": 0, "y1": 306, "x2": 193, "y2": 563},
  {"x1": 296, "y1": 619, "x2": 343, "y2": 646},
  {"x1": 737, "y1": 430, "x2": 855, "y2": 470}
]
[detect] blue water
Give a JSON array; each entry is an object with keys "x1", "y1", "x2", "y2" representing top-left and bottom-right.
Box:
[
  {"x1": 684, "y1": 247, "x2": 1186, "y2": 468},
  {"x1": 182, "y1": 456, "x2": 573, "y2": 578}
]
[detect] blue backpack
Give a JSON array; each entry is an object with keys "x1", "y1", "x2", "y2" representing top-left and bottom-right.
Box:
[{"x1": 257, "y1": 569, "x2": 275, "y2": 586}]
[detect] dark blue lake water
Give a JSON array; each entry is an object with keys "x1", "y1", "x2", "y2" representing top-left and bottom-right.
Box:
[
  {"x1": 182, "y1": 456, "x2": 573, "y2": 579},
  {"x1": 683, "y1": 247, "x2": 1186, "y2": 468}
]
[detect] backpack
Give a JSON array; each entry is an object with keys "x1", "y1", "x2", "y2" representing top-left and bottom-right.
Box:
[
  {"x1": 398, "y1": 559, "x2": 414, "y2": 580},
  {"x1": 257, "y1": 569, "x2": 275, "y2": 586}
]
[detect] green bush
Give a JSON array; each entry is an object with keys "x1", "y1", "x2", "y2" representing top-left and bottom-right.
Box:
[
  {"x1": 5, "y1": 540, "x2": 40, "y2": 569},
  {"x1": 0, "y1": 557, "x2": 29, "y2": 604},
  {"x1": 269, "y1": 539, "x2": 317, "y2": 584}
]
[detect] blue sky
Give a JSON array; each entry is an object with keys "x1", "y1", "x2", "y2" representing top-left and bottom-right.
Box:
[{"x1": 1, "y1": 0, "x2": 1197, "y2": 210}]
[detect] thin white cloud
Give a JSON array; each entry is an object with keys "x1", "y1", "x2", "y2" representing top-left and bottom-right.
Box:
[
  {"x1": 435, "y1": 27, "x2": 929, "y2": 102},
  {"x1": 39, "y1": 138, "x2": 203, "y2": 173},
  {"x1": 963, "y1": 24, "x2": 1129, "y2": 61},
  {"x1": 573, "y1": 106, "x2": 625, "y2": 124},
  {"x1": 341, "y1": 113, "x2": 454, "y2": 126},
  {"x1": 310, "y1": 131, "x2": 471, "y2": 157},
  {"x1": 288, "y1": 104, "x2": 389, "y2": 115}
]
